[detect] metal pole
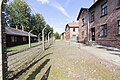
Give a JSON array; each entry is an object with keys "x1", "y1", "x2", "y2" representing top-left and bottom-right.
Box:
[
  {"x1": 42, "y1": 27, "x2": 47, "y2": 51},
  {"x1": 29, "y1": 30, "x2": 32, "y2": 48},
  {"x1": 48, "y1": 31, "x2": 51, "y2": 46}
]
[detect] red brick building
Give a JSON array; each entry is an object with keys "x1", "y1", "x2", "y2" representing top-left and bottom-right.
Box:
[
  {"x1": 77, "y1": 0, "x2": 120, "y2": 48},
  {"x1": 65, "y1": 21, "x2": 79, "y2": 40},
  {"x1": 89, "y1": 0, "x2": 120, "y2": 47},
  {"x1": 77, "y1": 8, "x2": 89, "y2": 43}
]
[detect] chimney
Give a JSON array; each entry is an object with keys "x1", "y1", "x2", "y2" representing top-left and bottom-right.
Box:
[
  {"x1": 22, "y1": 25, "x2": 24, "y2": 31},
  {"x1": 94, "y1": 0, "x2": 97, "y2": 3},
  {"x1": 16, "y1": 25, "x2": 18, "y2": 29}
]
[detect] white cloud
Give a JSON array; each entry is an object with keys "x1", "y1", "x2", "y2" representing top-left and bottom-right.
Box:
[
  {"x1": 36, "y1": 0, "x2": 70, "y2": 18},
  {"x1": 51, "y1": 1, "x2": 70, "y2": 18},
  {"x1": 37, "y1": 0, "x2": 50, "y2": 4}
]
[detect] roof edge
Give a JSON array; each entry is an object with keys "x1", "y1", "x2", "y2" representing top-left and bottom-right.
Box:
[{"x1": 77, "y1": 8, "x2": 88, "y2": 20}]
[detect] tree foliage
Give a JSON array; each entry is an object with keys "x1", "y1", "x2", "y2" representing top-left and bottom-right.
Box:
[
  {"x1": 6, "y1": 0, "x2": 31, "y2": 30},
  {"x1": 6, "y1": 0, "x2": 53, "y2": 36},
  {"x1": 54, "y1": 32, "x2": 60, "y2": 39}
]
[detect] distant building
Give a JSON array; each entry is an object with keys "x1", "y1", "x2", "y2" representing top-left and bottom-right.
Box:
[
  {"x1": 60, "y1": 32, "x2": 66, "y2": 40},
  {"x1": 65, "y1": 21, "x2": 79, "y2": 41},
  {"x1": 5, "y1": 27, "x2": 37, "y2": 47}
]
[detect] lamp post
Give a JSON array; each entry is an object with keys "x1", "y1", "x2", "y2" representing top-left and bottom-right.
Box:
[
  {"x1": 42, "y1": 26, "x2": 47, "y2": 51},
  {"x1": 28, "y1": 30, "x2": 32, "y2": 48},
  {"x1": 48, "y1": 31, "x2": 51, "y2": 46}
]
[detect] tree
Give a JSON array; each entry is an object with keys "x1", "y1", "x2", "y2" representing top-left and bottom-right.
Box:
[
  {"x1": 6, "y1": 0, "x2": 31, "y2": 30},
  {"x1": 54, "y1": 32, "x2": 60, "y2": 39},
  {"x1": 6, "y1": 0, "x2": 54, "y2": 36},
  {"x1": 31, "y1": 13, "x2": 46, "y2": 35}
]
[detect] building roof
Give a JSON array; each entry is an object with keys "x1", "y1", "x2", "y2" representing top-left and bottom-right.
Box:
[
  {"x1": 65, "y1": 21, "x2": 79, "y2": 31},
  {"x1": 67, "y1": 21, "x2": 79, "y2": 27},
  {"x1": 89, "y1": 0, "x2": 100, "y2": 10},
  {"x1": 5, "y1": 27, "x2": 37, "y2": 37},
  {"x1": 77, "y1": 8, "x2": 88, "y2": 20},
  {"x1": 61, "y1": 32, "x2": 65, "y2": 35}
]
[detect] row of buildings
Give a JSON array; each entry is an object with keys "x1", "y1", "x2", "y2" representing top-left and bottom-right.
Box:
[{"x1": 61, "y1": 0, "x2": 120, "y2": 48}]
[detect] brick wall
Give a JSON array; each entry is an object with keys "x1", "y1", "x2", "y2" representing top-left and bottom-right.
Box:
[
  {"x1": 89, "y1": 0, "x2": 120, "y2": 48},
  {"x1": 78, "y1": 9, "x2": 89, "y2": 43}
]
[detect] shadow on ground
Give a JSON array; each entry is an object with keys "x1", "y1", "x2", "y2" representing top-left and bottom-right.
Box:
[
  {"x1": 41, "y1": 65, "x2": 52, "y2": 80},
  {"x1": 97, "y1": 47, "x2": 120, "y2": 52},
  {"x1": 110, "y1": 53, "x2": 120, "y2": 57},
  {"x1": 9, "y1": 53, "x2": 53, "y2": 80},
  {"x1": 26, "y1": 59, "x2": 50, "y2": 80}
]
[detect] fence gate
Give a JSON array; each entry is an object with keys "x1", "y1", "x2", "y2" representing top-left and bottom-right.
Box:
[{"x1": 0, "y1": 0, "x2": 8, "y2": 80}]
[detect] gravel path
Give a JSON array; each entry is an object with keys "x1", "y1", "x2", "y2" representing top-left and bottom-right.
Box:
[{"x1": 17, "y1": 40, "x2": 120, "y2": 80}]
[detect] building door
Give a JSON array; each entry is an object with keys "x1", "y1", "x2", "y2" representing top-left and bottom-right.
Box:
[{"x1": 91, "y1": 27, "x2": 95, "y2": 41}]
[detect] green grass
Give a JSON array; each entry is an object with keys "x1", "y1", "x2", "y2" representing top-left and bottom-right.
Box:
[
  {"x1": 70, "y1": 40, "x2": 77, "y2": 42},
  {"x1": 7, "y1": 42, "x2": 40, "y2": 51}
]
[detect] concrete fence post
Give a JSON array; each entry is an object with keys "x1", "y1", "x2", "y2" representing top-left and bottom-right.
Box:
[
  {"x1": 42, "y1": 27, "x2": 47, "y2": 51},
  {"x1": 48, "y1": 31, "x2": 51, "y2": 46},
  {"x1": 28, "y1": 30, "x2": 32, "y2": 48}
]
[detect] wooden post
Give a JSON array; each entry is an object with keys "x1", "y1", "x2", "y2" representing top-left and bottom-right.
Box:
[{"x1": 0, "y1": 0, "x2": 8, "y2": 80}]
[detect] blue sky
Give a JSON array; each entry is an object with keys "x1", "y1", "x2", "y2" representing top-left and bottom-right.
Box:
[{"x1": 9, "y1": 0, "x2": 93, "y2": 34}]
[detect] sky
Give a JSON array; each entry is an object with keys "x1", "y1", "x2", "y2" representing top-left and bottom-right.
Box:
[{"x1": 9, "y1": 0, "x2": 93, "y2": 34}]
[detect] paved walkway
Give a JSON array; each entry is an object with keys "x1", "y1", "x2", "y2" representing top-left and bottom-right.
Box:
[
  {"x1": 17, "y1": 40, "x2": 120, "y2": 80},
  {"x1": 70, "y1": 42, "x2": 120, "y2": 66}
]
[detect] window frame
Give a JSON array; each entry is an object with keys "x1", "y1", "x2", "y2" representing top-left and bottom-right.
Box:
[
  {"x1": 82, "y1": 18, "x2": 85, "y2": 26},
  {"x1": 118, "y1": 20, "x2": 120, "y2": 35},
  {"x1": 91, "y1": 11, "x2": 95, "y2": 22},
  {"x1": 23, "y1": 37, "x2": 26, "y2": 41},
  {"x1": 101, "y1": 2, "x2": 108, "y2": 17},
  {"x1": 100, "y1": 24, "x2": 107, "y2": 37},
  {"x1": 11, "y1": 36, "x2": 17, "y2": 42},
  {"x1": 117, "y1": 0, "x2": 120, "y2": 8}
]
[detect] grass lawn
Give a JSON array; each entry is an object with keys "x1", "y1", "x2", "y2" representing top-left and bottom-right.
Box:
[
  {"x1": 7, "y1": 42, "x2": 40, "y2": 51},
  {"x1": 70, "y1": 40, "x2": 77, "y2": 42}
]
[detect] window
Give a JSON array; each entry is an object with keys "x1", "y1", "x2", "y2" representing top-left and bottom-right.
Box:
[
  {"x1": 23, "y1": 37, "x2": 26, "y2": 41},
  {"x1": 82, "y1": 18, "x2": 85, "y2": 26},
  {"x1": 101, "y1": 2, "x2": 107, "y2": 16},
  {"x1": 11, "y1": 36, "x2": 17, "y2": 42},
  {"x1": 100, "y1": 24, "x2": 107, "y2": 37},
  {"x1": 118, "y1": 20, "x2": 120, "y2": 35},
  {"x1": 91, "y1": 11, "x2": 95, "y2": 22},
  {"x1": 82, "y1": 31, "x2": 84, "y2": 38},
  {"x1": 34, "y1": 38, "x2": 37, "y2": 41},
  {"x1": 118, "y1": 0, "x2": 120, "y2": 7},
  {"x1": 73, "y1": 28, "x2": 75, "y2": 32}
]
